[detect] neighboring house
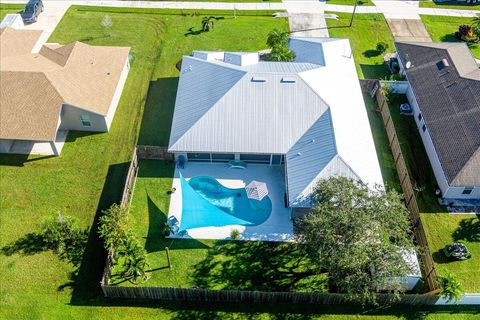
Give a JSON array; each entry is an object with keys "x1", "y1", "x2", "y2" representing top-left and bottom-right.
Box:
[
  {"x1": 168, "y1": 38, "x2": 384, "y2": 211},
  {"x1": 0, "y1": 27, "x2": 130, "y2": 155},
  {"x1": 395, "y1": 41, "x2": 480, "y2": 200}
]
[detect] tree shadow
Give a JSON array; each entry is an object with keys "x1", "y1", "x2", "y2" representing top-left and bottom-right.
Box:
[
  {"x1": 145, "y1": 194, "x2": 168, "y2": 253},
  {"x1": 363, "y1": 49, "x2": 381, "y2": 58},
  {"x1": 191, "y1": 241, "x2": 327, "y2": 292},
  {"x1": 440, "y1": 34, "x2": 460, "y2": 43},
  {"x1": 137, "y1": 77, "x2": 179, "y2": 147},
  {"x1": 1, "y1": 233, "x2": 47, "y2": 256},
  {"x1": 68, "y1": 161, "x2": 130, "y2": 305},
  {"x1": 452, "y1": 216, "x2": 480, "y2": 243},
  {"x1": 184, "y1": 27, "x2": 206, "y2": 37}
]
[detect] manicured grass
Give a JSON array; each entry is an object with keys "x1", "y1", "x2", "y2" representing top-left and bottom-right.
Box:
[
  {"x1": 326, "y1": 13, "x2": 394, "y2": 79},
  {"x1": 421, "y1": 214, "x2": 480, "y2": 293},
  {"x1": 420, "y1": 0, "x2": 480, "y2": 10},
  {"x1": 0, "y1": 3, "x2": 23, "y2": 19},
  {"x1": 363, "y1": 94, "x2": 401, "y2": 191},
  {"x1": 0, "y1": 5, "x2": 288, "y2": 319},
  {"x1": 421, "y1": 15, "x2": 480, "y2": 59},
  {"x1": 387, "y1": 94, "x2": 446, "y2": 214},
  {"x1": 326, "y1": 0, "x2": 375, "y2": 6}
]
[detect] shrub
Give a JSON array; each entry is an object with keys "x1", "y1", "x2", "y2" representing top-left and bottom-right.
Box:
[
  {"x1": 41, "y1": 212, "x2": 89, "y2": 267},
  {"x1": 456, "y1": 24, "x2": 477, "y2": 42},
  {"x1": 98, "y1": 204, "x2": 129, "y2": 252},
  {"x1": 116, "y1": 234, "x2": 149, "y2": 284},
  {"x1": 230, "y1": 229, "x2": 241, "y2": 240},
  {"x1": 376, "y1": 42, "x2": 389, "y2": 54}
]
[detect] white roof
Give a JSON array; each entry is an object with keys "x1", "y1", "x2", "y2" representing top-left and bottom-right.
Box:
[{"x1": 169, "y1": 38, "x2": 384, "y2": 207}]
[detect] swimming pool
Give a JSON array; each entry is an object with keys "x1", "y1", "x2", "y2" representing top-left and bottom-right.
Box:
[{"x1": 179, "y1": 175, "x2": 272, "y2": 230}]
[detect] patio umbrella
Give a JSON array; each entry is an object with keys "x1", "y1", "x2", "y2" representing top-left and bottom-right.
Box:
[{"x1": 245, "y1": 180, "x2": 268, "y2": 201}]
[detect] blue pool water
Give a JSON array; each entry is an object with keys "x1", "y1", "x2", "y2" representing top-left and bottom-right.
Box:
[{"x1": 179, "y1": 175, "x2": 272, "y2": 231}]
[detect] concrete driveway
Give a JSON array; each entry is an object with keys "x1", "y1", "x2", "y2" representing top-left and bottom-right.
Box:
[
  {"x1": 20, "y1": 2, "x2": 70, "y2": 52},
  {"x1": 283, "y1": 0, "x2": 329, "y2": 37},
  {"x1": 387, "y1": 19, "x2": 432, "y2": 42}
]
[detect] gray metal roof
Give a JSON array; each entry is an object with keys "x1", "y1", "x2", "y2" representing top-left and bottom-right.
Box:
[
  {"x1": 169, "y1": 38, "x2": 384, "y2": 206},
  {"x1": 395, "y1": 42, "x2": 480, "y2": 186}
]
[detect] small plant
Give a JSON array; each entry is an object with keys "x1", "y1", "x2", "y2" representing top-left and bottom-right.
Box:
[
  {"x1": 230, "y1": 229, "x2": 241, "y2": 240},
  {"x1": 41, "y1": 212, "x2": 89, "y2": 267},
  {"x1": 202, "y1": 16, "x2": 214, "y2": 32},
  {"x1": 456, "y1": 24, "x2": 477, "y2": 42},
  {"x1": 376, "y1": 42, "x2": 389, "y2": 54},
  {"x1": 438, "y1": 272, "x2": 463, "y2": 303},
  {"x1": 101, "y1": 15, "x2": 112, "y2": 35}
]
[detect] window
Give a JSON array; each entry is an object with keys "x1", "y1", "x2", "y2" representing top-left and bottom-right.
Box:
[
  {"x1": 462, "y1": 187, "x2": 474, "y2": 195},
  {"x1": 240, "y1": 154, "x2": 271, "y2": 164},
  {"x1": 211, "y1": 153, "x2": 235, "y2": 162},
  {"x1": 80, "y1": 115, "x2": 91, "y2": 127},
  {"x1": 187, "y1": 153, "x2": 210, "y2": 162},
  {"x1": 422, "y1": 124, "x2": 426, "y2": 132},
  {"x1": 417, "y1": 113, "x2": 422, "y2": 121}
]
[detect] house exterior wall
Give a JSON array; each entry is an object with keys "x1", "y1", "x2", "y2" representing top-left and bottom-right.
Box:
[
  {"x1": 406, "y1": 83, "x2": 450, "y2": 196},
  {"x1": 0, "y1": 139, "x2": 14, "y2": 153},
  {"x1": 444, "y1": 186, "x2": 480, "y2": 200},
  {"x1": 105, "y1": 57, "x2": 130, "y2": 130},
  {"x1": 59, "y1": 104, "x2": 108, "y2": 132}
]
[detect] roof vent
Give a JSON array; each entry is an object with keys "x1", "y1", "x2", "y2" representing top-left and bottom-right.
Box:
[
  {"x1": 251, "y1": 76, "x2": 266, "y2": 82},
  {"x1": 405, "y1": 61, "x2": 412, "y2": 69},
  {"x1": 437, "y1": 59, "x2": 450, "y2": 70},
  {"x1": 281, "y1": 77, "x2": 296, "y2": 83}
]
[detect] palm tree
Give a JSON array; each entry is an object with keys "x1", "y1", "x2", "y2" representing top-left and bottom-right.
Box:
[
  {"x1": 117, "y1": 236, "x2": 149, "y2": 284},
  {"x1": 266, "y1": 28, "x2": 289, "y2": 48},
  {"x1": 472, "y1": 17, "x2": 480, "y2": 28},
  {"x1": 268, "y1": 44, "x2": 296, "y2": 62},
  {"x1": 202, "y1": 16, "x2": 214, "y2": 32}
]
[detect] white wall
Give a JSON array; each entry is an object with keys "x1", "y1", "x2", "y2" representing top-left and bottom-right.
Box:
[
  {"x1": 436, "y1": 293, "x2": 480, "y2": 305},
  {"x1": 444, "y1": 186, "x2": 480, "y2": 200},
  {"x1": 105, "y1": 57, "x2": 130, "y2": 130},
  {"x1": 406, "y1": 85, "x2": 450, "y2": 196},
  {"x1": 59, "y1": 104, "x2": 108, "y2": 132}
]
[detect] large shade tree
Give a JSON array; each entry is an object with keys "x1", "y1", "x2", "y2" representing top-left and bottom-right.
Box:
[{"x1": 296, "y1": 177, "x2": 415, "y2": 305}]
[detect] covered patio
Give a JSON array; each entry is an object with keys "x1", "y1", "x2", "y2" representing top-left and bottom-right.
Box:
[{"x1": 168, "y1": 163, "x2": 294, "y2": 241}]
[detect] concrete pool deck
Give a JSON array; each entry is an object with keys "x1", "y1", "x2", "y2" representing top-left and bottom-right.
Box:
[{"x1": 168, "y1": 163, "x2": 294, "y2": 241}]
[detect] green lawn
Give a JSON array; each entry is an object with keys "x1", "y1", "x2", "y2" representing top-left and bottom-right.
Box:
[
  {"x1": 421, "y1": 15, "x2": 480, "y2": 59},
  {"x1": 326, "y1": 0, "x2": 375, "y2": 6},
  {"x1": 387, "y1": 94, "x2": 446, "y2": 213},
  {"x1": 419, "y1": 1, "x2": 480, "y2": 10},
  {"x1": 422, "y1": 214, "x2": 480, "y2": 293},
  {"x1": 0, "y1": 3, "x2": 23, "y2": 18},
  {"x1": 326, "y1": 13, "x2": 394, "y2": 79},
  {"x1": 363, "y1": 94, "x2": 401, "y2": 191}
]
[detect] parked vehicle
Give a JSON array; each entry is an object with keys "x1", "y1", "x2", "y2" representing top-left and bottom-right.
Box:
[
  {"x1": 21, "y1": 0, "x2": 43, "y2": 24},
  {"x1": 443, "y1": 243, "x2": 472, "y2": 260}
]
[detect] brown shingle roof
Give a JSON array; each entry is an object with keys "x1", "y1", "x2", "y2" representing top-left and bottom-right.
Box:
[
  {"x1": 0, "y1": 28, "x2": 130, "y2": 141},
  {"x1": 0, "y1": 72, "x2": 63, "y2": 141}
]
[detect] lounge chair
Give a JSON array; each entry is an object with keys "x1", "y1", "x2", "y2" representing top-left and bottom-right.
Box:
[
  {"x1": 177, "y1": 155, "x2": 186, "y2": 169},
  {"x1": 228, "y1": 160, "x2": 247, "y2": 169}
]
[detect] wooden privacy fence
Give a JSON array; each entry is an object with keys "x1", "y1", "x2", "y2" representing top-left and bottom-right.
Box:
[
  {"x1": 119, "y1": 145, "x2": 173, "y2": 206},
  {"x1": 101, "y1": 285, "x2": 439, "y2": 305},
  {"x1": 373, "y1": 84, "x2": 439, "y2": 292}
]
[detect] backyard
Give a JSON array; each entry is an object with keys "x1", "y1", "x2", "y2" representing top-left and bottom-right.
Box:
[
  {"x1": 326, "y1": 13, "x2": 394, "y2": 79},
  {"x1": 421, "y1": 15, "x2": 480, "y2": 59}
]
